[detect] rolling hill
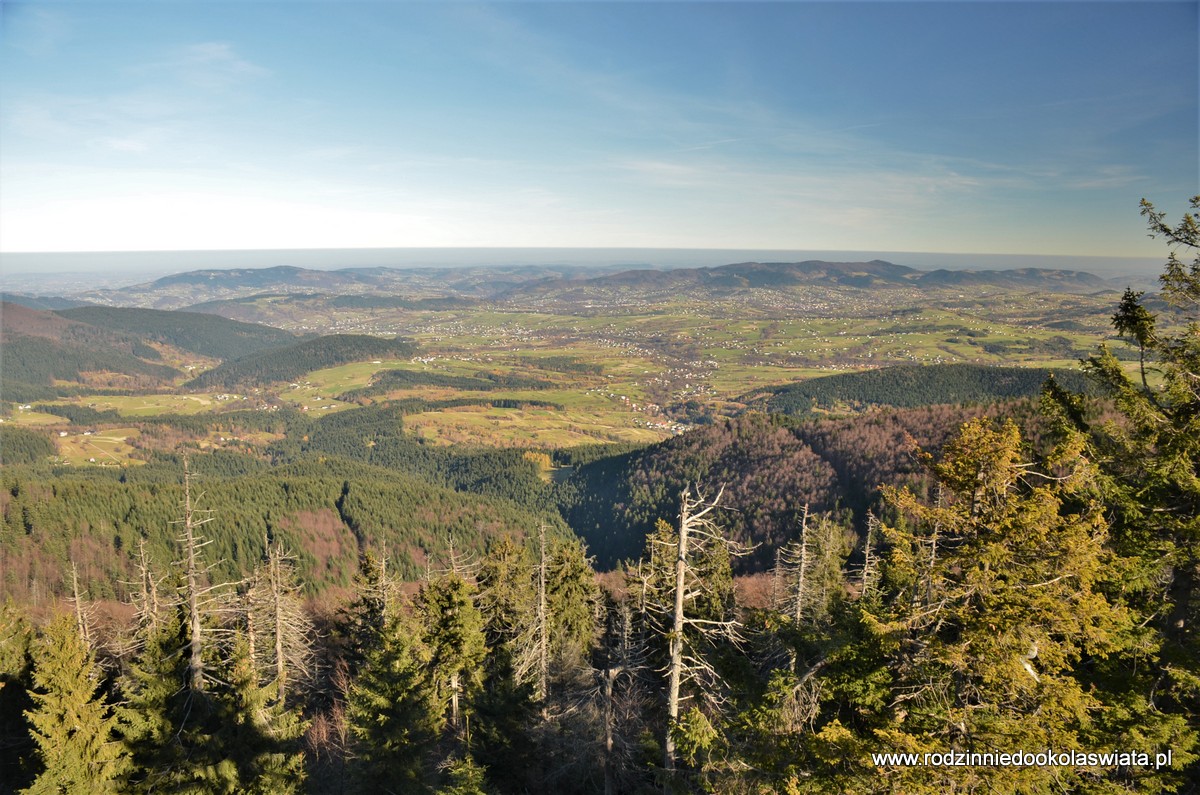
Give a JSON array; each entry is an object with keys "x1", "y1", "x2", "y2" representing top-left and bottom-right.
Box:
[
  {"x1": 0, "y1": 302, "x2": 182, "y2": 401},
  {"x1": 185, "y1": 334, "x2": 417, "y2": 390},
  {"x1": 502, "y1": 260, "x2": 1114, "y2": 304},
  {"x1": 55, "y1": 305, "x2": 297, "y2": 360},
  {"x1": 748, "y1": 363, "x2": 1097, "y2": 415},
  {"x1": 36, "y1": 260, "x2": 1120, "y2": 312}
]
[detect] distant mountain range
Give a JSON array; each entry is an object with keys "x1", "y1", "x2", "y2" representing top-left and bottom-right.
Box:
[
  {"x1": 510, "y1": 260, "x2": 1112, "y2": 296},
  {"x1": 1, "y1": 260, "x2": 1119, "y2": 311}
]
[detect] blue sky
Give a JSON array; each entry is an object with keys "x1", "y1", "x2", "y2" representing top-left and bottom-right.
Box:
[{"x1": 1, "y1": 1, "x2": 1196, "y2": 258}]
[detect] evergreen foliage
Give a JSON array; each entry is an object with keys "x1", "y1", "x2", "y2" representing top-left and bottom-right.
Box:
[
  {"x1": 347, "y1": 611, "x2": 442, "y2": 794},
  {"x1": 760, "y1": 363, "x2": 1095, "y2": 416},
  {"x1": 218, "y1": 638, "x2": 308, "y2": 794},
  {"x1": 341, "y1": 367, "x2": 554, "y2": 400},
  {"x1": 0, "y1": 427, "x2": 55, "y2": 466},
  {"x1": 437, "y1": 756, "x2": 494, "y2": 795},
  {"x1": 55, "y1": 306, "x2": 297, "y2": 360},
  {"x1": 0, "y1": 453, "x2": 559, "y2": 603},
  {"x1": 21, "y1": 613, "x2": 126, "y2": 794},
  {"x1": 186, "y1": 334, "x2": 416, "y2": 389},
  {"x1": 118, "y1": 605, "x2": 220, "y2": 793},
  {"x1": 1, "y1": 333, "x2": 179, "y2": 400},
  {"x1": 866, "y1": 418, "x2": 1137, "y2": 792},
  {"x1": 1047, "y1": 194, "x2": 1200, "y2": 789},
  {"x1": 0, "y1": 603, "x2": 36, "y2": 792},
  {"x1": 418, "y1": 571, "x2": 487, "y2": 733}
]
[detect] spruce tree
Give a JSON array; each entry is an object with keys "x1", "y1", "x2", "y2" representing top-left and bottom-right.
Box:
[
  {"x1": 419, "y1": 570, "x2": 487, "y2": 734},
  {"x1": 546, "y1": 535, "x2": 601, "y2": 673},
  {"x1": 437, "y1": 755, "x2": 493, "y2": 795},
  {"x1": 866, "y1": 418, "x2": 1139, "y2": 793},
  {"x1": 216, "y1": 637, "x2": 307, "y2": 794},
  {"x1": 1048, "y1": 194, "x2": 1200, "y2": 790},
  {"x1": 339, "y1": 550, "x2": 394, "y2": 676},
  {"x1": 472, "y1": 536, "x2": 537, "y2": 794},
  {"x1": 21, "y1": 614, "x2": 126, "y2": 794},
  {"x1": 0, "y1": 600, "x2": 35, "y2": 790},
  {"x1": 118, "y1": 602, "x2": 225, "y2": 794},
  {"x1": 347, "y1": 611, "x2": 442, "y2": 794}
]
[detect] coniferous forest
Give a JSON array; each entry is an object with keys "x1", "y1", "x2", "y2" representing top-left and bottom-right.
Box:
[{"x1": 1, "y1": 199, "x2": 1198, "y2": 794}]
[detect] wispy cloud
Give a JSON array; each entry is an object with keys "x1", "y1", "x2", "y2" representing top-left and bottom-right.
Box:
[
  {"x1": 5, "y1": 7, "x2": 71, "y2": 56},
  {"x1": 673, "y1": 138, "x2": 750, "y2": 152},
  {"x1": 6, "y1": 41, "x2": 269, "y2": 159},
  {"x1": 99, "y1": 128, "x2": 169, "y2": 153},
  {"x1": 6, "y1": 93, "x2": 185, "y2": 157},
  {"x1": 170, "y1": 42, "x2": 270, "y2": 90},
  {"x1": 121, "y1": 41, "x2": 269, "y2": 92},
  {"x1": 614, "y1": 159, "x2": 707, "y2": 187}
]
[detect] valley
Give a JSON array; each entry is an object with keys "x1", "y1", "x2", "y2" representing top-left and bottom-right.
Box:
[
  {"x1": 0, "y1": 258, "x2": 1138, "y2": 599},
  {"x1": 2, "y1": 260, "x2": 1129, "y2": 455}
]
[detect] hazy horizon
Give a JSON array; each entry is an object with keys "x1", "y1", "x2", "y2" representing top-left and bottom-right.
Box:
[{"x1": 0, "y1": 246, "x2": 1168, "y2": 294}]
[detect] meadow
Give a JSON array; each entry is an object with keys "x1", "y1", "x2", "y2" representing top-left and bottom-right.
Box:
[{"x1": 8, "y1": 288, "x2": 1128, "y2": 451}]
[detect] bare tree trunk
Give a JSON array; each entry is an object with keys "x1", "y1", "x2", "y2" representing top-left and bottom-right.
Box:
[
  {"x1": 926, "y1": 488, "x2": 942, "y2": 609},
  {"x1": 861, "y1": 513, "x2": 879, "y2": 598},
  {"x1": 602, "y1": 666, "x2": 619, "y2": 795},
  {"x1": 247, "y1": 608, "x2": 257, "y2": 671},
  {"x1": 270, "y1": 542, "x2": 288, "y2": 701},
  {"x1": 183, "y1": 459, "x2": 205, "y2": 693},
  {"x1": 134, "y1": 538, "x2": 161, "y2": 635},
  {"x1": 249, "y1": 537, "x2": 314, "y2": 703},
  {"x1": 664, "y1": 491, "x2": 690, "y2": 775},
  {"x1": 536, "y1": 523, "x2": 549, "y2": 704},
  {"x1": 771, "y1": 547, "x2": 784, "y2": 611},
  {"x1": 794, "y1": 505, "x2": 810, "y2": 625},
  {"x1": 69, "y1": 560, "x2": 91, "y2": 650}
]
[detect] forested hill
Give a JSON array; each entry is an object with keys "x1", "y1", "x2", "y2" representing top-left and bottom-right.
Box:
[
  {"x1": 751, "y1": 363, "x2": 1095, "y2": 415},
  {"x1": 0, "y1": 292, "x2": 90, "y2": 310},
  {"x1": 0, "y1": 302, "x2": 181, "y2": 402},
  {"x1": 56, "y1": 305, "x2": 297, "y2": 360},
  {"x1": 0, "y1": 451, "x2": 567, "y2": 604},
  {"x1": 185, "y1": 334, "x2": 417, "y2": 390},
  {"x1": 556, "y1": 403, "x2": 1036, "y2": 569}
]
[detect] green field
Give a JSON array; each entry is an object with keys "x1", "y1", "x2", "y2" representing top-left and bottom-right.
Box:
[
  {"x1": 6, "y1": 287, "x2": 1138, "y2": 454},
  {"x1": 54, "y1": 426, "x2": 143, "y2": 466}
]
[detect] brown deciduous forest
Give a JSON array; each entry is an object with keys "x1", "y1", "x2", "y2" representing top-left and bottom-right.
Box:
[{"x1": 1, "y1": 198, "x2": 1198, "y2": 793}]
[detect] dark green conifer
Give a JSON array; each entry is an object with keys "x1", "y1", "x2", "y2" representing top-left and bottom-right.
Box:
[
  {"x1": 347, "y1": 612, "x2": 442, "y2": 794},
  {"x1": 419, "y1": 570, "x2": 487, "y2": 733},
  {"x1": 217, "y1": 637, "x2": 307, "y2": 794},
  {"x1": 21, "y1": 613, "x2": 126, "y2": 794}
]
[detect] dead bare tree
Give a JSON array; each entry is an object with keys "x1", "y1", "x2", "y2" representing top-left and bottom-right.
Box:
[
  {"x1": 860, "y1": 512, "x2": 881, "y2": 599},
  {"x1": 773, "y1": 508, "x2": 852, "y2": 630},
  {"x1": 594, "y1": 599, "x2": 652, "y2": 795},
  {"x1": 169, "y1": 456, "x2": 239, "y2": 693},
  {"x1": 245, "y1": 535, "x2": 315, "y2": 703},
  {"x1": 66, "y1": 559, "x2": 93, "y2": 649},
  {"x1": 131, "y1": 538, "x2": 165, "y2": 637},
  {"x1": 774, "y1": 505, "x2": 813, "y2": 623},
  {"x1": 647, "y1": 484, "x2": 753, "y2": 778},
  {"x1": 513, "y1": 524, "x2": 551, "y2": 704}
]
